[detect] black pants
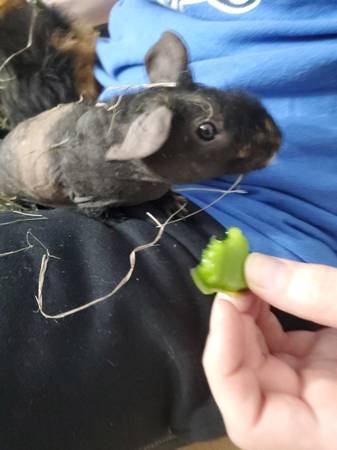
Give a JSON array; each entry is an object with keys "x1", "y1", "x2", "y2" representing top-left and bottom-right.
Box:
[{"x1": 0, "y1": 203, "x2": 315, "y2": 450}]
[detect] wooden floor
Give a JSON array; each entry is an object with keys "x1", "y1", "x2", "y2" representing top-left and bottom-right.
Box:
[{"x1": 180, "y1": 437, "x2": 239, "y2": 450}]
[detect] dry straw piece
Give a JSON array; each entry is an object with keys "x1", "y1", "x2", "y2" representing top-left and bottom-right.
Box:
[
  {"x1": 171, "y1": 174, "x2": 244, "y2": 225},
  {"x1": 34, "y1": 202, "x2": 188, "y2": 319},
  {"x1": 0, "y1": 0, "x2": 38, "y2": 83}
]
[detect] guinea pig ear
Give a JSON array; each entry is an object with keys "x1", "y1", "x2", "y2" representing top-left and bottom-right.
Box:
[
  {"x1": 145, "y1": 31, "x2": 193, "y2": 85},
  {"x1": 105, "y1": 106, "x2": 173, "y2": 161}
]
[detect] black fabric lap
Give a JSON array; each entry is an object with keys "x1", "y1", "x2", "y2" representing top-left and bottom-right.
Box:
[
  {"x1": 0, "y1": 204, "x2": 224, "y2": 450},
  {"x1": 0, "y1": 203, "x2": 317, "y2": 450}
]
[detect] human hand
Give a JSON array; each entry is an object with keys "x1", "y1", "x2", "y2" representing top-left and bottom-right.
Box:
[{"x1": 203, "y1": 253, "x2": 337, "y2": 450}]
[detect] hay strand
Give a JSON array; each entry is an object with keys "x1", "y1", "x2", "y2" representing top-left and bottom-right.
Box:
[
  {"x1": 0, "y1": 0, "x2": 38, "y2": 82},
  {"x1": 169, "y1": 174, "x2": 244, "y2": 225},
  {"x1": 34, "y1": 202, "x2": 187, "y2": 319}
]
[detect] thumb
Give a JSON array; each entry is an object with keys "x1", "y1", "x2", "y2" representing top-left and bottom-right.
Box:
[{"x1": 245, "y1": 253, "x2": 337, "y2": 328}]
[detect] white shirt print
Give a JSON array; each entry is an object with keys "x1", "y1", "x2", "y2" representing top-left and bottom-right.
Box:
[{"x1": 156, "y1": 0, "x2": 261, "y2": 14}]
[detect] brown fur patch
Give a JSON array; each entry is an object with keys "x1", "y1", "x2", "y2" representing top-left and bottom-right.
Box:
[
  {"x1": 0, "y1": 0, "x2": 24, "y2": 18},
  {"x1": 51, "y1": 20, "x2": 99, "y2": 100}
]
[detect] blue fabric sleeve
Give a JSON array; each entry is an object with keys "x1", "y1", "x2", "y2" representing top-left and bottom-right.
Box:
[{"x1": 95, "y1": 0, "x2": 337, "y2": 266}]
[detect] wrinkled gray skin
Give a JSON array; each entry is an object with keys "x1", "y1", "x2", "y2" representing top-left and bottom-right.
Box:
[{"x1": 0, "y1": 32, "x2": 281, "y2": 213}]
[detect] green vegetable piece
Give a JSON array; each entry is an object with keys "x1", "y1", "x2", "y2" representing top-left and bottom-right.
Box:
[{"x1": 191, "y1": 227, "x2": 249, "y2": 294}]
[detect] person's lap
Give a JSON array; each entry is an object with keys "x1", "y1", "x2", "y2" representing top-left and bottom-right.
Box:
[{"x1": 0, "y1": 202, "x2": 317, "y2": 450}]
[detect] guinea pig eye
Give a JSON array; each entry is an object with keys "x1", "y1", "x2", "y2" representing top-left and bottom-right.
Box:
[{"x1": 196, "y1": 122, "x2": 217, "y2": 141}]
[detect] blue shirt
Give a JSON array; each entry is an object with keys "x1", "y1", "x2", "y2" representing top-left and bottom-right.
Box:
[{"x1": 95, "y1": 0, "x2": 337, "y2": 265}]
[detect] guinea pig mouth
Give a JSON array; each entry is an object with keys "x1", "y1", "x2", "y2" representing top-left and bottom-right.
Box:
[
  {"x1": 225, "y1": 145, "x2": 279, "y2": 174},
  {"x1": 237, "y1": 154, "x2": 277, "y2": 173}
]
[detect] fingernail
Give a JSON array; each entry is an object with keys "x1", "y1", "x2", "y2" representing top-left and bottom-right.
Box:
[
  {"x1": 245, "y1": 253, "x2": 288, "y2": 293},
  {"x1": 215, "y1": 292, "x2": 240, "y2": 302},
  {"x1": 215, "y1": 290, "x2": 258, "y2": 314}
]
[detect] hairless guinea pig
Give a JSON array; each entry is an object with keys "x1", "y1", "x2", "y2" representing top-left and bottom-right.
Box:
[{"x1": 0, "y1": 32, "x2": 281, "y2": 215}]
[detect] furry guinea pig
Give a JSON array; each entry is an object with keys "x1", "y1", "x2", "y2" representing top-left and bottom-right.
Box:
[
  {"x1": 0, "y1": 0, "x2": 98, "y2": 130},
  {"x1": 0, "y1": 31, "x2": 281, "y2": 215}
]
